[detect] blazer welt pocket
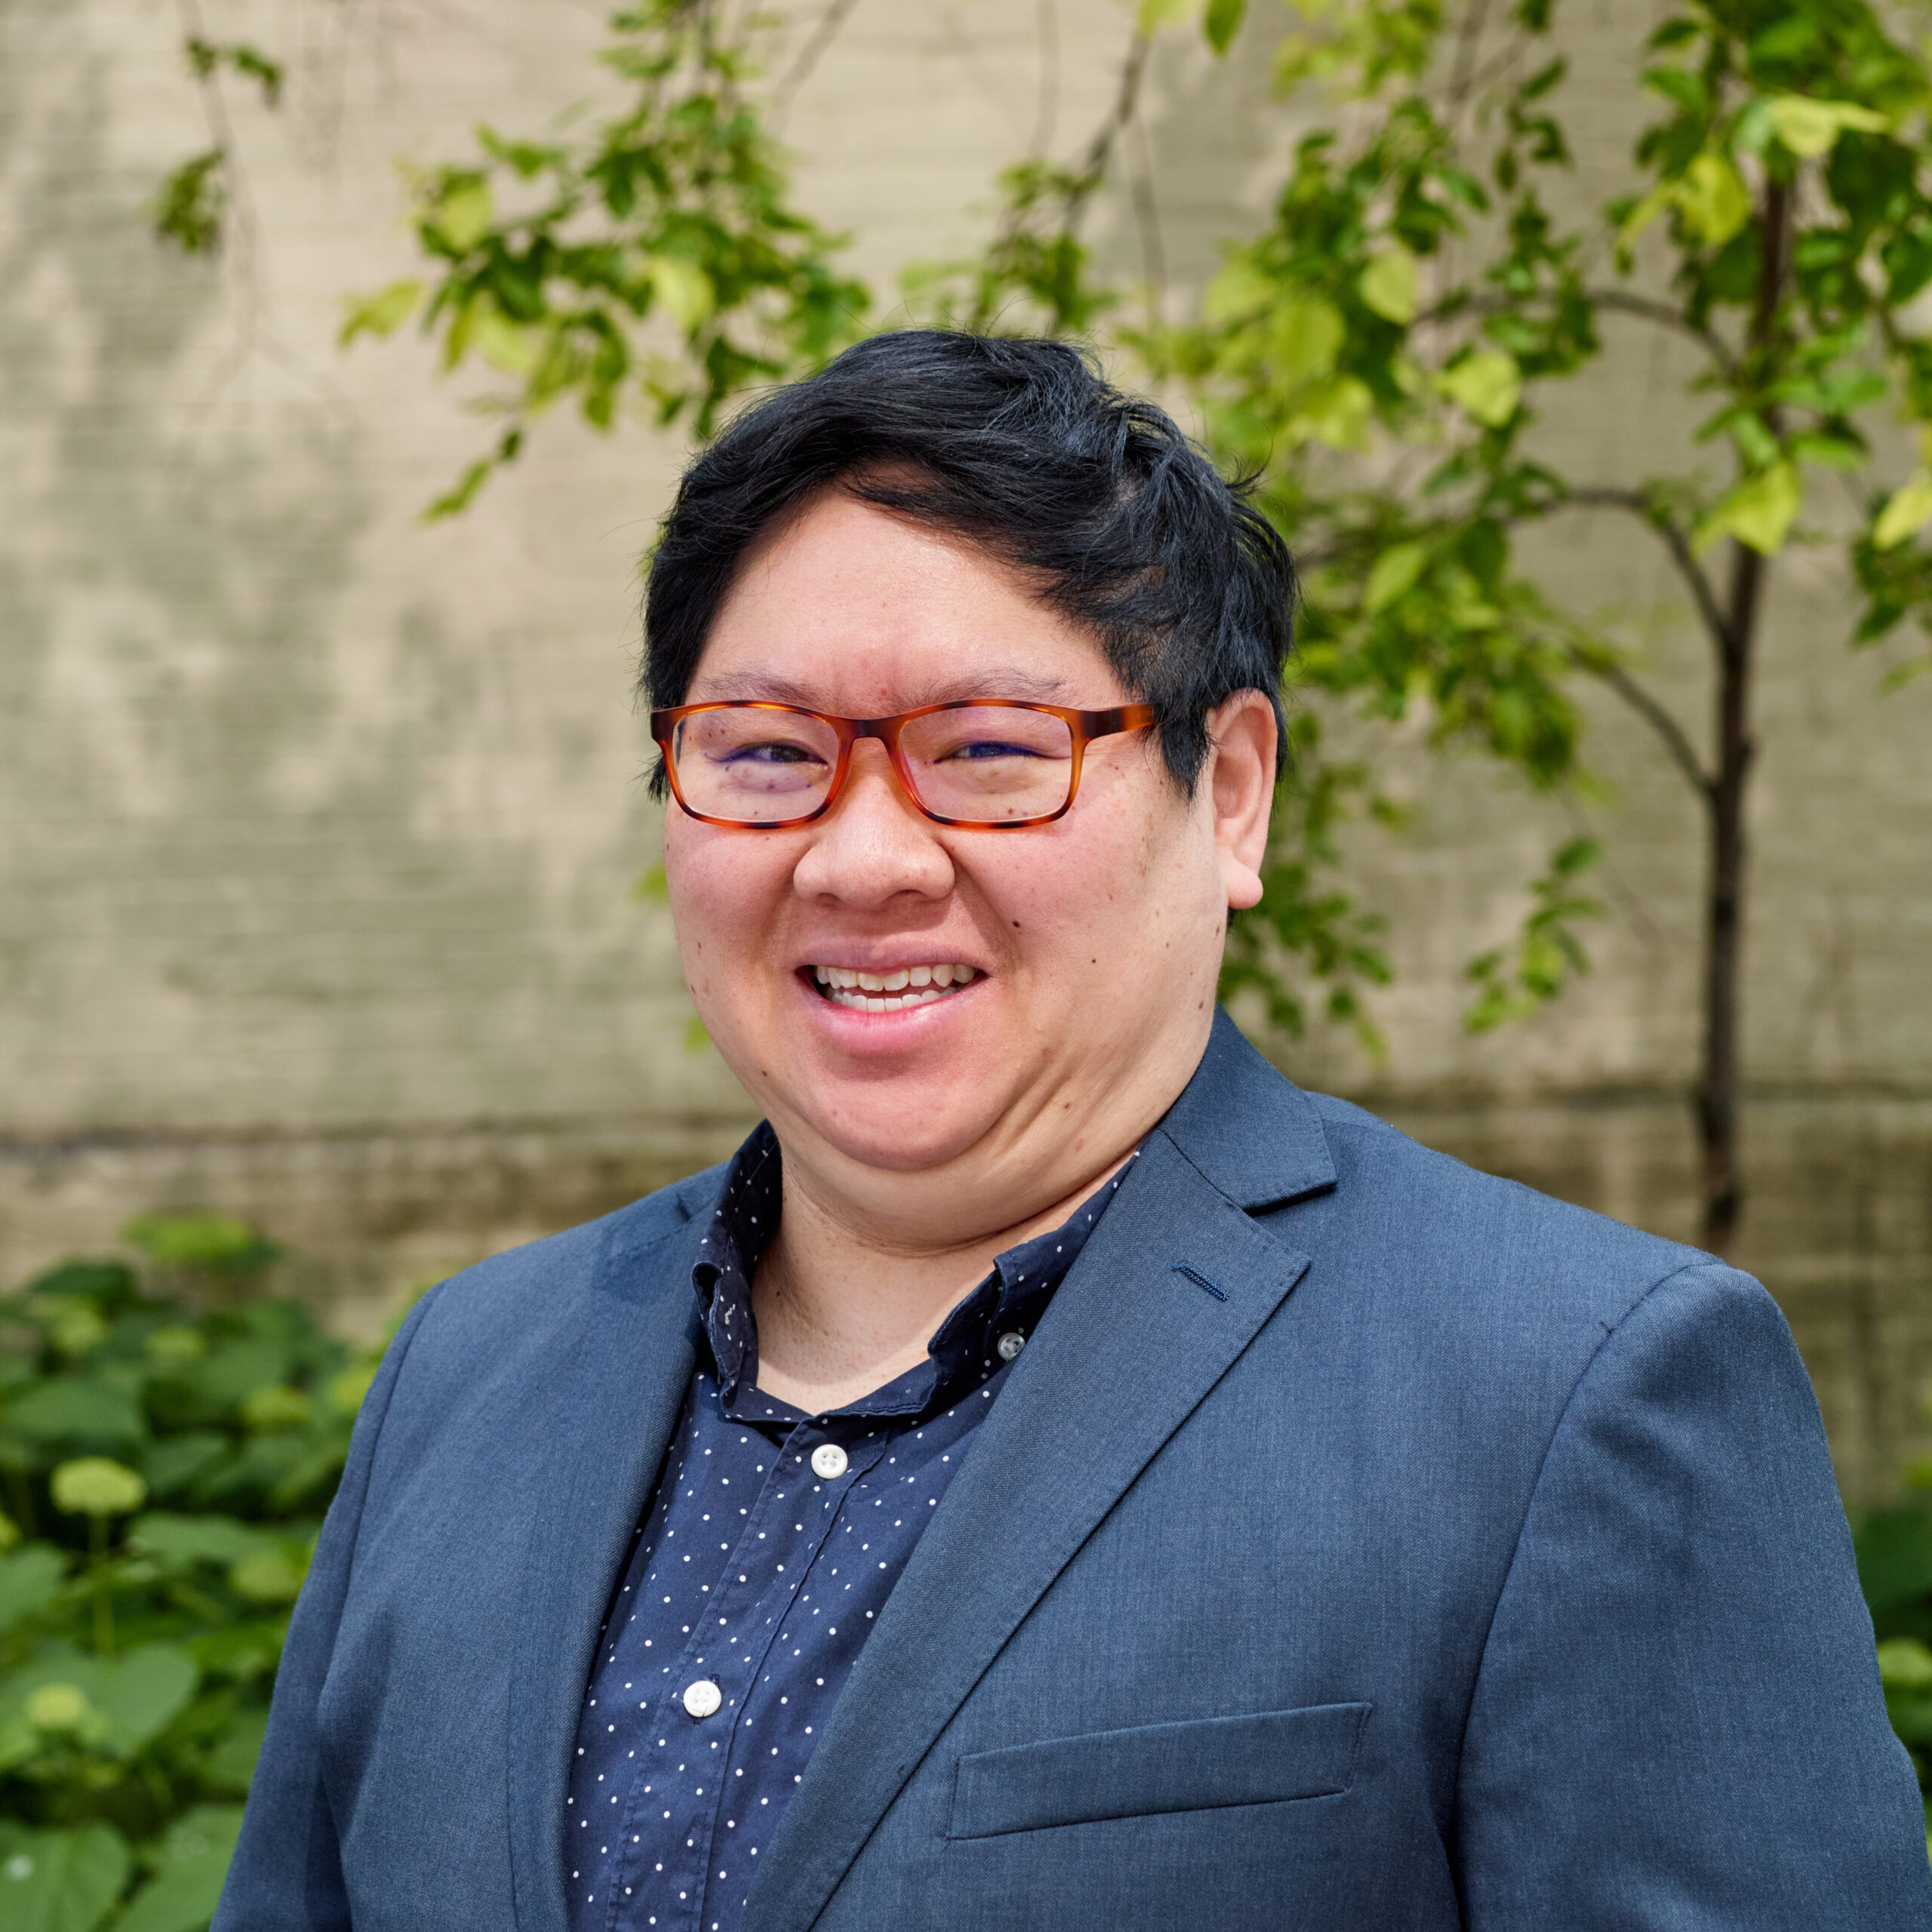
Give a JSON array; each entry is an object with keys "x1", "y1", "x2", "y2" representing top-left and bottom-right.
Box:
[{"x1": 947, "y1": 1702, "x2": 1371, "y2": 1841}]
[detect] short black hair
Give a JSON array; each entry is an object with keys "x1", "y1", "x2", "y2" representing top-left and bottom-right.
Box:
[{"x1": 642, "y1": 331, "x2": 1295, "y2": 791}]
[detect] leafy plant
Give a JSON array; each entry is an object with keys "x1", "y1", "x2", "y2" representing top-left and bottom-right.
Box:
[
  {"x1": 339, "y1": 0, "x2": 869, "y2": 517},
  {"x1": 150, "y1": 32, "x2": 284, "y2": 257},
  {"x1": 1129, "y1": 0, "x2": 1932, "y2": 1247},
  {"x1": 0, "y1": 1217, "x2": 381, "y2": 1930},
  {"x1": 1851, "y1": 1423, "x2": 1932, "y2": 1854}
]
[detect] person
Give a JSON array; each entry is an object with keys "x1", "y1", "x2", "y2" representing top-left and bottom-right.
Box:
[{"x1": 213, "y1": 332, "x2": 1930, "y2": 1932}]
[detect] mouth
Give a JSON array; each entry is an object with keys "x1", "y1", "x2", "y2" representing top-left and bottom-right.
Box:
[{"x1": 808, "y1": 962, "x2": 981, "y2": 1014}]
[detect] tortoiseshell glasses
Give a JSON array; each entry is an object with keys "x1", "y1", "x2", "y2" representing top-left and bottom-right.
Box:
[{"x1": 650, "y1": 700, "x2": 1158, "y2": 831}]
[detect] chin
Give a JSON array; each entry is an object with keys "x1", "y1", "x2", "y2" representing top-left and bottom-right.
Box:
[
  {"x1": 812, "y1": 1104, "x2": 993, "y2": 1177},
  {"x1": 778, "y1": 1067, "x2": 1002, "y2": 1177}
]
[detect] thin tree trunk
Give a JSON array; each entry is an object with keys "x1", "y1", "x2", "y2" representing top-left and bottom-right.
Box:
[
  {"x1": 1698, "y1": 178, "x2": 1789, "y2": 1254},
  {"x1": 1699, "y1": 546, "x2": 1756, "y2": 1252}
]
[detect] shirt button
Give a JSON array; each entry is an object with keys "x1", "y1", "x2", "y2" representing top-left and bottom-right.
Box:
[
  {"x1": 995, "y1": 1331, "x2": 1026, "y2": 1361},
  {"x1": 810, "y1": 1443, "x2": 848, "y2": 1480},
  {"x1": 682, "y1": 1679, "x2": 722, "y2": 1719}
]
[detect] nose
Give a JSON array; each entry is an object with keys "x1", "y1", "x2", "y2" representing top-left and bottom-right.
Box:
[{"x1": 790, "y1": 741, "x2": 955, "y2": 909}]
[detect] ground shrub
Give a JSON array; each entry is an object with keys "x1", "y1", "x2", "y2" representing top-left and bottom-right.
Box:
[{"x1": 0, "y1": 1217, "x2": 383, "y2": 1930}]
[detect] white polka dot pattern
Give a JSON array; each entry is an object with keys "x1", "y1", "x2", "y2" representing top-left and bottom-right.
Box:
[{"x1": 561, "y1": 1125, "x2": 1137, "y2": 1932}]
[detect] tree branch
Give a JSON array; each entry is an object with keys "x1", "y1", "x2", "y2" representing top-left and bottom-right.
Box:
[
  {"x1": 769, "y1": 0, "x2": 863, "y2": 127},
  {"x1": 1586, "y1": 288, "x2": 1738, "y2": 380},
  {"x1": 1558, "y1": 486, "x2": 1732, "y2": 656},
  {"x1": 1063, "y1": 29, "x2": 1153, "y2": 229},
  {"x1": 1415, "y1": 286, "x2": 1737, "y2": 380},
  {"x1": 1567, "y1": 648, "x2": 1712, "y2": 800}
]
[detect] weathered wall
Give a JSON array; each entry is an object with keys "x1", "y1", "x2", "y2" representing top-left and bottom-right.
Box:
[{"x1": 2, "y1": 0, "x2": 1927, "y2": 1495}]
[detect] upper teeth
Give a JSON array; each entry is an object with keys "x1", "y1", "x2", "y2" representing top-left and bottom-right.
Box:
[{"x1": 812, "y1": 963, "x2": 977, "y2": 1011}]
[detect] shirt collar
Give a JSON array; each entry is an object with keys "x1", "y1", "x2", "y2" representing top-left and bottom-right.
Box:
[{"x1": 690, "y1": 1123, "x2": 1137, "y2": 1420}]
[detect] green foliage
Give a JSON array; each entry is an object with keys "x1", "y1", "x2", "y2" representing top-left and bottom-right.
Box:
[
  {"x1": 315, "y1": 0, "x2": 1932, "y2": 1066},
  {"x1": 900, "y1": 156, "x2": 1121, "y2": 338},
  {"x1": 1463, "y1": 835, "x2": 1604, "y2": 1033},
  {"x1": 1127, "y1": 0, "x2": 1932, "y2": 1050},
  {"x1": 343, "y1": 0, "x2": 869, "y2": 516},
  {"x1": 182, "y1": 40, "x2": 282, "y2": 109},
  {"x1": 1217, "y1": 719, "x2": 1395, "y2": 1055},
  {"x1": 150, "y1": 39, "x2": 283, "y2": 257},
  {"x1": 1854, "y1": 1431, "x2": 1932, "y2": 1850},
  {"x1": 0, "y1": 1217, "x2": 381, "y2": 1931},
  {"x1": 149, "y1": 152, "x2": 225, "y2": 257}
]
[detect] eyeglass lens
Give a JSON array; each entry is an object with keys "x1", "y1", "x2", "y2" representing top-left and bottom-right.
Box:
[{"x1": 670, "y1": 707, "x2": 1078, "y2": 825}]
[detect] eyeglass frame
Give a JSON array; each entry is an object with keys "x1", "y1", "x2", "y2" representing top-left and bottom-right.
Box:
[{"x1": 649, "y1": 698, "x2": 1160, "y2": 832}]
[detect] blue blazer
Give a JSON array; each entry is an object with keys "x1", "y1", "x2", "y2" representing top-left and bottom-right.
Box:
[{"x1": 215, "y1": 1011, "x2": 1931, "y2": 1930}]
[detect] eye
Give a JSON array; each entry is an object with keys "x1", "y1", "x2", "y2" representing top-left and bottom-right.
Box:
[
  {"x1": 717, "y1": 738, "x2": 823, "y2": 767},
  {"x1": 940, "y1": 737, "x2": 1047, "y2": 761}
]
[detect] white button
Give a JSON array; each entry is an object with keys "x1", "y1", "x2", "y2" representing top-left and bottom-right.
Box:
[
  {"x1": 681, "y1": 1679, "x2": 721, "y2": 1719},
  {"x1": 995, "y1": 1331, "x2": 1026, "y2": 1361},
  {"x1": 810, "y1": 1443, "x2": 848, "y2": 1480}
]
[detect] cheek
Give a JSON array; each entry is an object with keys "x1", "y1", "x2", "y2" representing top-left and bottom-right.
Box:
[{"x1": 665, "y1": 823, "x2": 792, "y2": 970}]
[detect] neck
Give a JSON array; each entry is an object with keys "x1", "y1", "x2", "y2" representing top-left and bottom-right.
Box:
[{"x1": 750, "y1": 1143, "x2": 1137, "y2": 1414}]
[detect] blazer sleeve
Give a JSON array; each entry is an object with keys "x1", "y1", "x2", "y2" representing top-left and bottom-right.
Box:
[
  {"x1": 1454, "y1": 1259, "x2": 1932, "y2": 1928},
  {"x1": 211, "y1": 1288, "x2": 440, "y2": 1932}
]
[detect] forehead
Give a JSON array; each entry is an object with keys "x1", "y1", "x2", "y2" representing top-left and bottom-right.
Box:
[{"x1": 688, "y1": 488, "x2": 1123, "y2": 712}]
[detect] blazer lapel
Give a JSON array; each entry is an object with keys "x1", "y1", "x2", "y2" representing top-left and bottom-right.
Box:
[
  {"x1": 743, "y1": 1070, "x2": 1331, "y2": 1932},
  {"x1": 505, "y1": 1181, "x2": 717, "y2": 1932}
]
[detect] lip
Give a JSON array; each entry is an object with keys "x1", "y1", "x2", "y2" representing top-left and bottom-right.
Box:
[{"x1": 792, "y1": 961, "x2": 988, "y2": 1039}]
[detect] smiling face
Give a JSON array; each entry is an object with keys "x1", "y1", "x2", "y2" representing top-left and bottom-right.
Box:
[{"x1": 663, "y1": 485, "x2": 1275, "y2": 1250}]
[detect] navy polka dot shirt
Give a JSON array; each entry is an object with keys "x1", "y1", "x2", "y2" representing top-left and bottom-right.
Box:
[{"x1": 562, "y1": 1123, "x2": 1136, "y2": 1932}]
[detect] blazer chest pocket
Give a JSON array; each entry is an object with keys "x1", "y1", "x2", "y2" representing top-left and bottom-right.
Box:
[{"x1": 947, "y1": 1702, "x2": 1371, "y2": 1841}]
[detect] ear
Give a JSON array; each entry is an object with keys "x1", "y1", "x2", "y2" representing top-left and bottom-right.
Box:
[{"x1": 1203, "y1": 691, "x2": 1278, "y2": 912}]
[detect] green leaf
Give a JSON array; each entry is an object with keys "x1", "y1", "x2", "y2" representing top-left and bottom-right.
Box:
[
  {"x1": 647, "y1": 258, "x2": 715, "y2": 331},
  {"x1": 1438, "y1": 350, "x2": 1521, "y2": 427},
  {"x1": 121, "y1": 1214, "x2": 279, "y2": 1278},
  {"x1": 125, "y1": 1513, "x2": 275, "y2": 1570},
  {"x1": 1674, "y1": 152, "x2": 1752, "y2": 248},
  {"x1": 1696, "y1": 462, "x2": 1801, "y2": 556},
  {"x1": 150, "y1": 150, "x2": 224, "y2": 256},
  {"x1": 0, "y1": 1550, "x2": 65, "y2": 1635},
  {"x1": 337, "y1": 278, "x2": 423, "y2": 347},
  {"x1": 1200, "y1": 258, "x2": 1273, "y2": 328},
  {"x1": 1767, "y1": 95, "x2": 1889, "y2": 159},
  {"x1": 199, "y1": 1710, "x2": 268, "y2": 1795},
  {"x1": 0, "y1": 1646, "x2": 197, "y2": 1758},
  {"x1": 113, "y1": 1807, "x2": 245, "y2": 1932},
  {"x1": 429, "y1": 178, "x2": 493, "y2": 253},
  {"x1": 1859, "y1": 1505, "x2": 1932, "y2": 1611},
  {"x1": 1874, "y1": 473, "x2": 1932, "y2": 550},
  {"x1": 1358, "y1": 248, "x2": 1420, "y2": 325},
  {"x1": 0, "y1": 1823, "x2": 129, "y2": 1932},
  {"x1": 5, "y1": 1380, "x2": 145, "y2": 1452},
  {"x1": 1267, "y1": 295, "x2": 1346, "y2": 384},
  {"x1": 1879, "y1": 1638, "x2": 1932, "y2": 1689},
  {"x1": 23, "y1": 1263, "x2": 138, "y2": 1312},
  {"x1": 228, "y1": 1551, "x2": 306, "y2": 1606},
  {"x1": 1136, "y1": 0, "x2": 1194, "y2": 30},
  {"x1": 1364, "y1": 542, "x2": 1429, "y2": 615},
  {"x1": 472, "y1": 310, "x2": 540, "y2": 377},
  {"x1": 139, "y1": 1436, "x2": 227, "y2": 1500},
  {"x1": 1204, "y1": 0, "x2": 1246, "y2": 54},
  {"x1": 1297, "y1": 376, "x2": 1375, "y2": 450}
]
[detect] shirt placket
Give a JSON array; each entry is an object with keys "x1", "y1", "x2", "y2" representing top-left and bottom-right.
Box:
[{"x1": 608, "y1": 1417, "x2": 887, "y2": 1932}]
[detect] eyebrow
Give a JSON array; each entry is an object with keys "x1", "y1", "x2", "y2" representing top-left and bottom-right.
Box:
[{"x1": 687, "y1": 668, "x2": 1084, "y2": 709}]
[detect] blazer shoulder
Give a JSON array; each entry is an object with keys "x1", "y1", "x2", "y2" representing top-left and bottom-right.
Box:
[
  {"x1": 405, "y1": 1157, "x2": 728, "y2": 1357},
  {"x1": 1288, "y1": 1088, "x2": 1717, "y2": 1334}
]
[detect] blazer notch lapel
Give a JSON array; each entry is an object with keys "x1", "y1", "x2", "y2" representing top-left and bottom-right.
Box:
[
  {"x1": 743, "y1": 1134, "x2": 1312, "y2": 1932},
  {"x1": 1159, "y1": 1007, "x2": 1339, "y2": 1214}
]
